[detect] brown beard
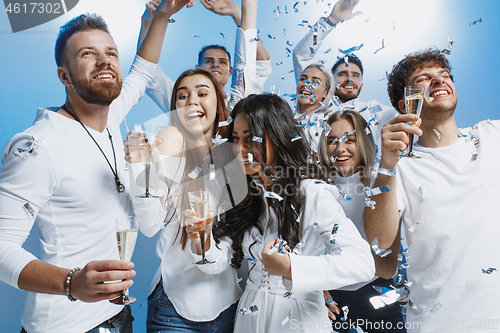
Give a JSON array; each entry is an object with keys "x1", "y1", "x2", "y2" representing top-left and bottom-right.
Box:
[
  {"x1": 334, "y1": 87, "x2": 360, "y2": 103},
  {"x1": 70, "y1": 68, "x2": 122, "y2": 106},
  {"x1": 421, "y1": 97, "x2": 458, "y2": 121}
]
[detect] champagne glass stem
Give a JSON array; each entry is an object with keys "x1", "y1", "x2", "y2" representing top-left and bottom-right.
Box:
[
  {"x1": 408, "y1": 133, "x2": 415, "y2": 155},
  {"x1": 145, "y1": 163, "x2": 151, "y2": 196},
  {"x1": 200, "y1": 229, "x2": 207, "y2": 264}
]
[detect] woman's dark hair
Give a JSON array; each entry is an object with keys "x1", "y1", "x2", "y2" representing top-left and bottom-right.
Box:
[
  {"x1": 214, "y1": 94, "x2": 325, "y2": 268},
  {"x1": 167, "y1": 68, "x2": 229, "y2": 249},
  {"x1": 387, "y1": 48, "x2": 453, "y2": 113}
]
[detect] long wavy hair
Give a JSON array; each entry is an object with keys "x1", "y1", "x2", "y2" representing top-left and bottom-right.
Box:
[
  {"x1": 317, "y1": 110, "x2": 375, "y2": 187},
  {"x1": 213, "y1": 94, "x2": 325, "y2": 268},
  {"x1": 167, "y1": 68, "x2": 228, "y2": 250}
]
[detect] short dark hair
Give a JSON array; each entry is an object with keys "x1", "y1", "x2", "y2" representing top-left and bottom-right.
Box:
[
  {"x1": 197, "y1": 45, "x2": 231, "y2": 66},
  {"x1": 55, "y1": 13, "x2": 110, "y2": 67},
  {"x1": 331, "y1": 55, "x2": 364, "y2": 76},
  {"x1": 387, "y1": 48, "x2": 453, "y2": 112}
]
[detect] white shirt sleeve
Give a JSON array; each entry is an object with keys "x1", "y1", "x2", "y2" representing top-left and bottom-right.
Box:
[
  {"x1": 109, "y1": 55, "x2": 159, "y2": 123},
  {"x1": 285, "y1": 182, "x2": 375, "y2": 293},
  {"x1": 228, "y1": 28, "x2": 258, "y2": 111},
  {"x1": 0, "y1": 134, "x2": 53, "y2": 288},
  {"x1": 145, "y1": 66, "x2": 175, "y2": 113},
  {"x1": 292, "y1": 17, "x2": 335, "y2": 83}
]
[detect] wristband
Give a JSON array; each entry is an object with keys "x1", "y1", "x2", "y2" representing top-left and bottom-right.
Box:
[
  {"x1": 65, "y1": 267, "x2": 81, "y2": 302},
  {"x1": 378, "y1": 168, "x2": 396, "y2": 177}
]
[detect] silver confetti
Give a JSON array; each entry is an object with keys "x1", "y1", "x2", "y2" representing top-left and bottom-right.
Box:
[
  {"x1": 482, "y1": 267, "x2": 497, "y2": 274},
  {"x1": 433, "y1": 129, "x2": 441, "y2": 142},
  {"x1": 211, "y1": 133, "x2": 228, "y2": 146},
  {"x1": 248, "y1": 153, "x2": 253, "y2": 164},
  {"x1": 408, "y1": 222, "x2": 419, "y2": 233},
  {"x1": 218, "y1": 116, "x2": 233, "y2": 127},
  {"x1": 441, "y1": 37, "x2": 454, "y2": 55},
  {"x1": 291, "y1": 136, "x2": 301, "y2": 142},
  {"x1": 24, "y1": 202, "x2": 34, "y2": 217},
  {"x1": 329, "y1": 223, "x2": 339, "y2": 244},
  {"x1": 371, "y1": 238, "x2": 392, "y2": 257},
  {"x1": 329, "y1": 247, "x2": 342, "y2": 255},
  {"x1": 373, "y1": 39, "x2": 385, "y2": 54},
  {"x1": 238, "y1": 305, "x2": 258, "y2": 315},
  {"x1": 340, "y1": 191, "x2": 352, "y2": 201},
  {"x1": 340, "y1": 306, "x2": 349, "y2": 321},
  {"x1": 168, "y1": 18, "x2": 175, "y2": 23},
  {"x1": 364, "y1": 198, "x2": 376, "y2": 209},
  {"x1": 188, "y1": 167, "x2": 202, "y2": 179},
  {"x1": 210, "y1": 164, "x2": 215, "y2": 180},
  {"x1": 469, "y1": 18, "x2": 482, "y2": 26},
  {"x1": 425, "y1": 302, "x2": 442, "y2": 317},
  {"x1": 264, "y1": 191, "x2": 283, "y2": 201},
  {"x1": 282, "y1": 310, "x2": 292, "y2": 325},
  {"x1": 252, "y1": 136, "x2": 263, "y2": 143},
  {"x1": 365, "y1": 185, "x2": 391, "y2": 197}
]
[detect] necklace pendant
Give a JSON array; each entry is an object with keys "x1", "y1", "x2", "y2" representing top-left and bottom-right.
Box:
[{"x1": 115, "y1": 178, "x2": 125, "y2": 193}]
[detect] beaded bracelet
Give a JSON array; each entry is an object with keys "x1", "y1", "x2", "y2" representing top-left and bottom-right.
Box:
[
  {"x1": 378, "y1": 168, "x2": 397, "y2": 177},
  {"x1": 65, "y1": 267, "x2": 81, "y2": 302}
]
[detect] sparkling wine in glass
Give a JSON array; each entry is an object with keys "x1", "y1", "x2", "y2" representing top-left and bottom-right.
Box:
[
  {"x1": 402, "y1": 86, "x2": 425, "y2": 158},
  {"x1": 270, "y1": 84, "x2": 281, "y2": 96},
  {"x1": 110, "y1": 216, "x2": 139, "y2": 305},
  {"x1": 137, "y1": 127, "x2": 159, "y2": 198},
  {"x1": 188, "y1": 190, "x2": 214, "y2": 265}
]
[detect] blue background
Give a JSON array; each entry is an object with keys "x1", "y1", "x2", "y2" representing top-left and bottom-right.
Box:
[{"x1": 1, "y1": 0, "x2": 499, "y2": 331}]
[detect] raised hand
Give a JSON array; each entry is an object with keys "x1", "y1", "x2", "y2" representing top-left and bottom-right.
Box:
[
  {"x1": 157, "y1": 0, "x2": 196, "y2": 16},
  {"x1": 200, "y1": 0, "x2": 241, "y2": 24},
  {"x1": 328, "y1": 0, "x2": 363, "y2": 23},
  {"x1": 70, "y1": 260, "x2": 136, "y2": 302},
  {"x1": 323, "y1": 290, "x2": 341, "y2": 320}
]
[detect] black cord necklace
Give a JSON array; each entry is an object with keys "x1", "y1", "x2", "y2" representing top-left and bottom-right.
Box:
[{"x1": 61, "y1": 104, "x2": 125, "y2": 193}]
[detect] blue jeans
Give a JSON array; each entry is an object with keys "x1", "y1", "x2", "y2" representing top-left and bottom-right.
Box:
[
  {"x1": 329, "y1": 278, "x2": 407, "y2": 333},
  {"x1": 147, "y1": 280, "x2": 236, "y2": 333},
  {"x1": 21, "y1": 305, "x2": 133, "y2": 333}
]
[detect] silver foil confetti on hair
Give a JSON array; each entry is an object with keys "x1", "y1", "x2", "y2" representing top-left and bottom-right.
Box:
[
  {"x1": 425, "y1": 302, "x2": 442, "y2": 317},
  {"x1": 218, "y1": 116, "x2": 233, "y2": 127},
  {"x1": 252, "y1": 136, "x2": 263, "y2": 143},
  {"x1": 291, "y1": 136, "x2": 302, "y2": 142},
  {"x1": 264, "y1": 191, "x2": 283, "y2": 201},
  {"x1": 238, "y1": 305, "x2": 258, "y2": 315},
  {"x1": 248, "y1": 153, "x2": 253, "y2": 164},
  {"x1": 24, "y1": 202, "x2": 34, "y2": 217},
  {"x1": 371, "y1": 238, "x2": 392, "y2": 257},
  {"x1": 188, "y1": 167, "x2": 202, "y2": 179},
  {"x1": 211, "y1": 133, "x2": 228, "y2": 146},
  {"x1": 365, "y1": 185, "x2": 391, "y2": 197}
]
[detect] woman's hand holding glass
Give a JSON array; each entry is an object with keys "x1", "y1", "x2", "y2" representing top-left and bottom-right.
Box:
[
  {"x1": 184, "y1": 209, "x2": 214, "y2": 256},
  {"x1": 124, "y1": 131, "x2": 162, "y2": 164}
]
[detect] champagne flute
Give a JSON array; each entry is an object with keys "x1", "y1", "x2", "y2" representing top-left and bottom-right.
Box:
[
  {"x1": 270, "y1": 84, "x2": 281, "y2": 96},
  {"x1": 188, "y1": 190, "x2": 214, "y2": 265},
  {"x1": 110, "y1": 216, "x2": 139, "y2": 305},
  {"x1": 402, "y1": 86, "x2": 425, "y2": 158},
  {"x1": 136, "y1": 125, "x2": 159, "y2": 198}
]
